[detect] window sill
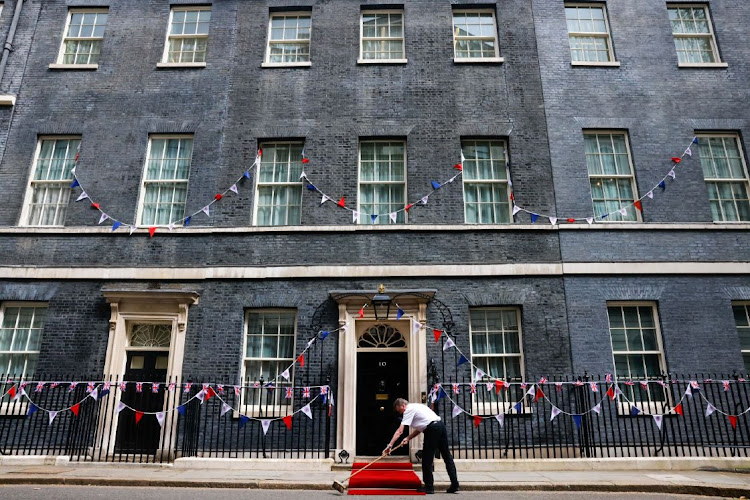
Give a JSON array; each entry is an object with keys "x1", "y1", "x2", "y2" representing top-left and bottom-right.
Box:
[
  {"x1": 48, "y1": 63, "x2": 98, "y2": 70},
  {"x1": 571, "y1": 61, "x2": 621, "y2": 67},
  {"x1": 453, "y1": 57, "x2": 504, "y2": 64},
  {"x1": 261, "y1": 61, "x2": 312, "y2": 68},
  {"x1": 677, "y1": 62, "x2": 728, "y2": 69},
  {"x1": 357, "y1": 59, "x2": 408, "y2": 65},
  {"x1": 156, "y1": 62, "x2": 207, "y2": 69},
  {"x1": 0, "y1": 94, "x2": 15, "y2": 106}
]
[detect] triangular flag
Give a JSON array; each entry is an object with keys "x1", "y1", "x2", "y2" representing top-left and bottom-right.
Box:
[
  {"x1": 550, "y1": 406, "x2": 561, "y2": 421},
  {"x1": 474, "y1": 368, "x2": 485, "y2": 381},
  {"x1": 513, "y1": 401, "x2": 522, "y2": 413},
  {"x1": 452, "y1": 405, "x2": 462, "y2": 418},
  {"x1": 585, "y1": 217, "x2": 593, "y2": 225},
  {"x1": 405, "y1": 203, "x2": 413, "y2": 212},
  {"x1": 653, "y1": 414, "x2": 663, "y2": 429},
  {"x1": 301, "y1": 404, "x2": 313, "y2": 419},
  {"x1": 156, "y1": 411, "x2": 166, "y2": 427},
  {"x1": 473, "y1": 415, "x2": 482, "y2": 428},
  {"x1": 221, "y1": 403, "x2": 232, "y2": 416},
  {"x1": 358, "y1": 306, "x2": 365, "y2": 318},
  {"x1": 535, "y1": 387, "x2": 544, "y2": 402},
  {"x1": 337, "y1": 196, "x2": 345, "y2": 208},
  {"x1": 567, "y1": 218, "x2": 575, "y2": 223},
  {"x1": 167, "y1": 222, "x2": 175, "y2": 232},
  {"x1": 321, "y1": 195, "x2": 330, "y2": 205},
  {"x1": 512, "y1": 205, "x2": 521, "y2": 216},
  {"x1": 495, "y1": 413, "x2": 504, "y2": 427},
  {"x1": 634, "y1": 200, "x2": 643, "y2": 212},
  {"x1": 397, "y1": 307, "x2": 404, "y2": 319},
  {"x1": 671, "y1": 157, "x2": 681, "y2": 163},
  {"x1": 431, "y1": 180, "x2": 441, "y2": 190},
  {"x1": 457, "y1": 355, "x2": 469, "y2": 366},
  {"x1": 91, "y1": 202, "x2": 100, "y2": 210},
  {"x1": 572, "y1": 415, "x2": 582, "y2": 429},
  {"x1": 705, "y1": 403, "x2": 716, "y2": 417},
  {"x1": 282, "y1": 415, "x2": 292, "y2": 429},
  {"x1": 244, "y1": 170, "x2": 251, "y2": 179},
  {"x1": 443, "y1": 338, "x2": 455, "y2": 350},
  {"x1": 239, "y1": 414, "x2": 250, "y2": 428},
  {"x1": 297, "y1": 353, "x2": 305, "y2": 367},
  {"x1": 214, "y1": 193, "x2": 223, "y2": 201},
  {"x1": 48, "y1": 411, "x2": 59, "y2": 424},
  {"x1": 453, "y1": 163, "x2": 463, "y2": 171},
  {"x1": 420, "y1": 196, "x2": 429, "y2": 205},
  {"x1": 76, "y1": 192, "x2": 89, "y2": 202},
  {"x1": 685, "y1": 385, "x2": 693, "y2": 397},
  {"x1": 526, "y1": 384, "x2": 536, "y2": 397},
  {"x1": 728, "y1": 415, "x2": 738, "y2": 429},
  {"x1": 7, "y1": 385, "x2": 16, "y2": 399},
  {"x1": 177, "y1": 404, "x2": 187, "y2": 416},
  {"x1": 280, "y1": 369, "x2": 290, "y2": 380},
  {"x1": 370, "y1": 214, "x2": 378, "y2": 223},
  {"x1": 135, "y1": 411, "x2": 144, "y2": 424},
  {"x1": 693, "y1": 137, "x2": 699, "y2": 144},
  {"x1": 495, "y1": 380, "x2": 505, "y2": 394},
  {"x1": 70, "y1": 179, "x2": 80, "y2": 188},
  {"x1": 531, "y1": 213, "x2": 539, "y2": 223},
  {"x1": 618, "y1": 208, "x2": 627, "y2": 216},
  {"x1": 321, "y1": 330, "x2": 329, "y2": 340},
  {"x1": 647, "y1": 191, "x2": 654, "y2": 199},
  {"x1": 70, "y1": 403, "x2": 80, "y2": 417},
  {"x1": 434, "y1": 387, "x2": 447, "y2": 402},
  {"x1": 261, "y1": 419, "x2": 272, "y2": 435},
  {"x1": 205, "y1": 387, "x2": 216, "y2": 402},
  {"x1": 413, "y1": 321, "x2": 422, "y2": 333},
  {"x1": 202, "y1": 205, "x2": 210, "y2": 216},
  {"x1": 148, "y1": 227, "x2": 156, "y2": 238},
  {"x1": 606, "y1": 386, "x2": 616, "y2": 401},
  {"x1": 89, "y1": 388, "x2": 98, "y2": 401},
  {"x1": 129, "y1": 225, "x2": 138, "y2": 235},
  {"x1": 306, "y1": 183, "x2": 317, "y2": 191},
  {"x1": 229, "y1": 184, "x2": 238, "y2": 194},
  {"x1": 592, "y1": 402, "x2": 601, "y2": 414},
  {"x1": 98, "y1": 213, "x2": 109, "y2": 224},
  {"x1": 549, "y1": 217, "x2": 557, "y2": 225},
  {"x1": 389, "y1": 212, "x2": 397, "y2": 223},
  {"x1": 674, "y1": 403, "x2": 683, "y2": 416},
  {"x1": 116, "y1": 401, "x2": 126, "y2": 414},
  {"x1": 111, "y1": 221, "x2": 122, "y2": 232},
  {"x1": 630, "y1": 406, "x2": 641, "y2": 416},
  {"x1": 352, "y1": 211, "x2": 359, "y2": 222},
  {"x1": 658, "y1": 181, "x2": 666, "y2": 191},
  {"x1": 27, "y1": 404, "x2": 38, "y2": 417},
  {"x1": 433, "y1": 329, "x2": 443, "y2": 343},
  {"x1": 668, "y1": 170, "x2": 676, "y2": 179},
  {"x1": 685, "y1": 146, "x2": 692, "y2": 157}
]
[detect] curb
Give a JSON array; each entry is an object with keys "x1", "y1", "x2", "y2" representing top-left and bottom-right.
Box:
[{"x1": 1, "y1": 478, "x2": 749, "y2": 496}]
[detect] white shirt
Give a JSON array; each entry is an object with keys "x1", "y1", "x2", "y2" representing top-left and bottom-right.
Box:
[{"x1": 400, "y1": 403, "x2": 441, "y2": 432}]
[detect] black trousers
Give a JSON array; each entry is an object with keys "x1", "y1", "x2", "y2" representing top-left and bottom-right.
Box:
[{"x1": 421, "y1": 420, "x2": 458, "y2": 488}]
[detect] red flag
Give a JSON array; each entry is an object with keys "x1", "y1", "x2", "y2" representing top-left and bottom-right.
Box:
[
  {"x1": 75, "y1": 152, "x2": 80, "y2": 162},
  {"x1": 495, "y1": 380, "x2": 504, "y2": 394},
  {"x1": 535, "y1": 388, "x2": 544, "y2": 402},
  {"x1": 7, "y1": 386, "x2": 16, "y2": 399},
  {"x1": 405, "y1": 203, "x2": 413, "y2": 212},
  {"x1": 510, "y1": 192, "x2": 515, "y2": 202},
  {"x1": 301, "y1": 158, "x2": 310, "y2": 164},
  {"x1": 358, "y1": 307, "x2": 364, "y2": 318},
  {"x1": 135, "y1": 411, "x2": 144, "y2": 425},
  {"x1": 634, "y1": 200, "x2": 643, "y2": 211},
  {"x1": 70, "y1": 403, "x2": 80, "y2": 416},
  {"x1": 606, "y1": 386, "x2": 616, "y2": 401},
  {"x1": 282, "y1": 415, "x2": 293, "y2": 429},
  {"x1": 205, "y1": 387, "x2": 217, "y2": 402},
  {"x1": 91, "y1": 202, "x2": 100, "y2": 210},
  {"x1": 258, "y1": 148, "x2": 263, "y2": 157},
  {"x1": 148, "y1": 227, "x2": 156, "y2": 238},
  {"x1": 674, "y1": 403, "x2": 683, "y2": 416},
  {"x1": 453, "y1": 163, "x2": 463, "y2": 171},
  {"x1": 567, "y1": 218, "x2": 575, "y2": 223},
  {"x1": 433, "y1": 329, "x2": 443, "y2": 343},
  {"x1": 671, "y1": 157, "x2": 681, "y2": 163},
  {"x1": 473, "y1": 415, "x2": 482, "y2": 428},
  {"x1": 337, "y1": 196, "x2": 346, "y2": 208},
  {"x1": 214, "y1": 193, "x2": 223, "y2": 201},
  {"x1": 728, "y1": 415, "x2": 738, "y2": 429},
  {"x1": 297, "y1": 354, "x2": 305, "y2": 367}
]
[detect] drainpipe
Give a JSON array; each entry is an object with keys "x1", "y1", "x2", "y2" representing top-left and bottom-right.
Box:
[{"x1": 0, "y1": 0, "x2": 25, "y2": 95}]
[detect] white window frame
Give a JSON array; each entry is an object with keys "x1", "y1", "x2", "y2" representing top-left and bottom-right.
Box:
[
  {"x1": 695, "y1": 133, "x2": 750, "y2": 223},
  {"x1": 667, "y1": 4, "x2": 726, "y2": 68},
  {"x1": 357, "y1": 140, "x2": 408, "y2": 225},
  {"x1": 262, "y1": 11, "x2": 312, "y2": 68},
  {"x1": 452, "y1": 9, "x2": 503, "y2": 63},
  {"x1": 136, "y1": 135, "x2": 193, "y2": 228},
  {"x1": 732, "y1": 302, "x2": 750, "y2": 375},
  {"x1": 157, "y1": 6, "x2": 211, "y2": 68},
  {"x1": 19, "y1": 135, "x2": 81, "y2": 227},
  {"x1": 607, "y1": 302, "x2": 669, "y2": 414},
  {"x1": 584, "y1": 130, "x2": 641, "y2": 223},
  {"x1": 564, "y1": 2, "x2": 619, "y2": 67},
  {"x1": 50, "y1": 8, "x2": 108, "y2": 69},
  {"x1": 358, "y1": 9, "x2": 407, "y2": 64},
  {"x1": 0, "y1": 302, "x2": 45, "y2": 379},
  {"x1": 253, "y1": 141, "x2": 305, "y2": 226},
  {"x1": 461, "y1": 139, "x2": 512, "y2": 224},
  {"x1": 469, "y1": 307, "x2": 527, "y2": 414},
  {"x1": 240, "y1": 309, "x2": 297, "y2": 416}
]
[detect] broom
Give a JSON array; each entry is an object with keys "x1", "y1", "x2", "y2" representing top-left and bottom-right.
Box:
[{"x1": 332, "y1": 442, "x2": 407, "y2": 493}]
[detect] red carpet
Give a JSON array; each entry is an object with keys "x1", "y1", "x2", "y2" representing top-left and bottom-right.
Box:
[{"x1": 348, "y1": 462, "x2": 424, "y2": 495}]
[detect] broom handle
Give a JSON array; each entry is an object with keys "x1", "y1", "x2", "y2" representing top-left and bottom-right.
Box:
[{"x1": 342, "y1": 442, "x2": 407, "y2": 486}]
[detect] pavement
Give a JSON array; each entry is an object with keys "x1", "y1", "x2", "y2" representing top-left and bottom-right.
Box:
[{"x1": 0, "y1": 462, "x2": 749, "y2": 497}]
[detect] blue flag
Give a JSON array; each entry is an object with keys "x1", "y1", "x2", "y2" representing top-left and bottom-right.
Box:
[
  {"x1": 99, "y1": 388, "x2": 110, "y2": 398},
  {"x1": 457, "y1": 355, "x2": 469, "y2": 367},
  {"x1": 601, "y1": 213, "x2": 608, "y2": 219},
  {"x1": 111, "y1": 221, "x2": 121, "y2": 232},
  {"x1": 27, "y1": 404, "x2": 38, "y2": 417},
  {"x1": 530, "y1": 213, "x2": 539, "y2": 224},
  {"x1": 177, "y1": 404, "x2": 187, "y2": 416},
  {"x1": 572, "y1": 415, "x2": 582, "y2": 429},
  {"x1": 321, "y1": 331, "x2": 329, "y2": 340},
  {"x1": 396, "y1": 308, "x2": 404, "y2": 319},
  {"x1": 371, "y1": 214, "x2": 378, "y2": 223},
  {"x1": 513, "y1": 401, "x2": 522, "y2": 413},
  {"x1": 244, "y1": 170, "x2": 251, "y2": 179},
  {"x1": 435, "y1": 387, "x2": 447, "y2": 402},
  {"x1": 306, "y1": 183, "x2": 317, "y2": 191},
  {"x1": 184, "y1": 216, "x2": 191, "y2": 227},
  {"x1": 430, "y1": 180, "x2": 441, "y2": 190},
  {"x1": 239, "y1": 415, "x2": 250, "y2": 429},
  {"x1": 658, "y1": 181, "x2": 666, "y2": 191},
  {"x1": 70, "y1": 179, "x2": 80, "y2": 188},
  {"x1": 630, "y1": 406, "x2": 641, "y2": 416},
  {"x1": 692, "y1": 137, "x2": 699, "y2": 144}
]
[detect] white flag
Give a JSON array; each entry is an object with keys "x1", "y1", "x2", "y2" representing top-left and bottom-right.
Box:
[
  {"x1": 299, "y1": 171, "x2": 307, "y2": 180},
  {"x1": 202, "y1": 206, "x2": 210, "y2": 216},
  {"x1": 685, "y1": 385, "x2": 693, "y2": 398},
  {"x1": 98, "y1": 213, "x2": 109, "y2": 224},
  {"x1": 71, "y1": 166, "x2": 76, "y2": 175},
  {"x1": 261, "y1": 419, "x2": 272, "y2": 435},
  {"x1": 512, "y1": 205, "x2": 521, "y2": 216},
  {"x1": 619, "y1": 208, "x2": 627, "y2": 216},
  {"x1": 685, "y1": 146, "x2": 692, "y2": 157},
  {"x1": 443, "y1": 338, "x2": 455, "y2": 351},
  {"x1": 156, "y1": 411, "x2": 166, "y2": 427},
  {"x1": 495, "y1": 413, "x2": 504, "y2": 427},
  {"x1": 229, "y1": 184, "x2": 238, "y2": 194},
  {"x1": 307, "y1": 337, "x2": 315, "y2": 347},
  {"x1": 352, "y1": 211, "x2": 359, "y2": 223},
  {"x1": 486, "y1": 382, "x2": 493, "y2": 392},
  {"x1": 48, "y1": 411, "x2": 59, "y2": 424},
  {"x1": 549, "y1": 217, "x2": 557, "y2": 225},
  {"x1": 389, "y1": 212, "x2": 398, "y2": 223},
  {"x1": 221, "y1": 403, "x2": 232, "y2": 416},
  {"x1": 526, "y1": 385, "x2": 536, "y2": 397},
  {"x1": 460, "y1": 151, "x2": 465, "y2": 164},
  {"x1": 301, "y1": 403, "x2": 313, "y2": 419},
  {"x1": 12, "y1": 387, "x2": 26, "y2": 402},
  {"x1": 329, "y1": 391, "x2": 335, "y2": 407},
  {"x1": 197, "y1": 389, "x2": 206, "y2": 404},
  {"x1": 474, "y1": 368, "x2": 485, "y2": 381},
  {"x1": 89, "y1": 388, "x2": 98, "y2": 401},
  {"x1": 668, "y1": 170, "x2": 676, "y2": 179},
  {"x1": 452, "y1": 405, "x2": 462, "y2": 418},
  {"x1": 129, "y1": 225, "x2": 138, "y2": 235},
  {"x1": 421, "y1": 196, "x2": 429, "y2": 205},
  {"x1": 413, "y1": 321, "x2": 422, "y2": 333},
  {"x1": 647, "y1": 191, "x2": 654, "y2": 199},
  {"x1": 653, "y1": 414, "x2": 663, "y2": 429},
  {"x1": 320, "y1": 195, "x2": 330, "y2": 205},
  {"x1": 550, "y1": 406, "x2": 561, "y2": 421},
  {"x1": 116, "y1": 401, "x2": 126, "y2": 414},
  {"x1": 167, "y1": 222, "x2": 175, "y2": 232},
  {"x1": 705, "y1": 403, "x2": 716, "y2": 417},
  {"x1": 280, "y1": 369, "x2": 290, "y2": 380},
  {"x1": 76, "y1": 192, "x2": 89, "y2": 202},
  {"x1": 592, "y1": 402, "x2": 601, "y2": 415},
  {"x1": 585, "y1": 217, "x2": 593, "y2": 225}
]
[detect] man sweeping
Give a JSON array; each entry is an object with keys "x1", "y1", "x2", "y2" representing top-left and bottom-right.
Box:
[{"x1": 383, "y1": 398, "x2": 459, "y2": 494}]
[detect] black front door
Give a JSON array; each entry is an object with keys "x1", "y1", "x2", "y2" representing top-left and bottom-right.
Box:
[
  {"x1": 356, "y1": 351, "x2": 408, "y2": 456},
  {"x1": 115, "y1": 351, "x2": 168, "y2": 454}
]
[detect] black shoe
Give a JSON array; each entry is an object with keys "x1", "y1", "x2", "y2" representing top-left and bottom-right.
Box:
[
  {"x1": 446, "y1": 483, "x2": 460, "y2": 493},
  {"x1": 417, "y1": 486, "x2": 435, "y2": 494}
]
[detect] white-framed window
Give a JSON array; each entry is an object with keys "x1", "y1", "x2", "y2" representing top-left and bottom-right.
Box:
[
  {"x1": 254, "y1": 142, "x2": 304, "y2": 226},
  {"x1": 462, "y1": 140, "x2": 511, "y2": 224},
  {"x1": 358, "y1": 140, "x2": 406, "y2": 224},
  {"x1": 0, "y1": 303, "x2": 45, "y2": 379},
  {"x1": 242, "y1": 310, "x2": 296, "y2": 410},
  {"x1": 162, "y1": 6, "x2": 211, "y2": 64},
  {"x1": 452, "y1": 9, "x2": 501, "y2": 62},
  {"x1": 359, "y1": 10, "x2": 405, "y2": 62},
  {"x1": 696, "y1": 134, "x2": 750, "y2": 222},
  {"x1": 21, "y1": 136, "x2": 80, "y2": 227},
  {"x1": 137, "y1": 136, "x2": 193, "y2": 227},
  {"x1": 732, "y1": 303, "x2": 750, "y2": 374},
  {"x1": 55, "y1": 8, "x2": 108, "y2": 66},
  {"x1": 264, "y1": 12, "x2": 311, "y2": 66},
  {"x1": 584, "y1": 131, "x2": 640, "y2": 222},
  {"x1": 607, "y1": 303, "x2": 668, "y2": 406},
  {"x1": 667, "y1": 4, "x2": 722, "y2": 66},
  {"x1": 564, "y1": 3, "x2": 616, "y2": 64}
]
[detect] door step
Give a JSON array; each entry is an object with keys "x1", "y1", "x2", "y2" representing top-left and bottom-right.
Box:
[{"x1": 332, "y1": 458, "x2": 422, "y2": 471}]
